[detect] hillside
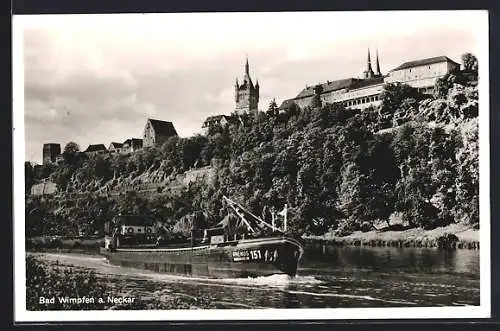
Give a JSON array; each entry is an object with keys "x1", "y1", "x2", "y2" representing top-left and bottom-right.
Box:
[{"x1": 25, "y1": 68, "x2": 479, "y2": 239}]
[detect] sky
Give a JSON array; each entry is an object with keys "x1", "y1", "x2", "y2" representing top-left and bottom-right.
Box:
[{"x1": 15, "y1": 10, "x2": 487, "y2": 163}]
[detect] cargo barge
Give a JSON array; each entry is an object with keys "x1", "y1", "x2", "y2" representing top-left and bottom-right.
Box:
[{"x1": 100, "y1": 196, "x2": 304, "y2": 278}]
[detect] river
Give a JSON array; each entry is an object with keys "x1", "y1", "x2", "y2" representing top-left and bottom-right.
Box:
[{"x1": 31, "y1": 245, "x2": 479, "y2": 309}]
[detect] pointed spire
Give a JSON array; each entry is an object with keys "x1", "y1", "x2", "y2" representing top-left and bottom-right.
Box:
[
  {"x1": 375, "y1": 49, "x2": 381, "y2": 75},
  {"x1": 245, "y1": 55, "x2": 249, "y2": 75},
  {"x1": 255, "y1": 78, "x2": 259, "y2": 87},
  {"x1": 367, "y1": 48, "x2": 372, "y2": 72}
]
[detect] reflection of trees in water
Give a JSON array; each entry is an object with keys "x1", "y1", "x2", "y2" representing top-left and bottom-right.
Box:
[
  {"x1": 442, "y1": 249, "x2": 457, "y2": 270},
  {"x1": 302, "y1": 245, "x2": 476, "y2": 275},
  {"x1": 282, "y1": 284, "x2": 300, "y2": 308}
]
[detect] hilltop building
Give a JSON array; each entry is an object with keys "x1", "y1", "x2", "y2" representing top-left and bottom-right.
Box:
[
  {"x1": 108, "y1": 142, "x2": 124, "y2": 154},
  {"x1": 122, "y1": 138, "x2": 143, "y2": 153},
  {"x1": 42, "y1": 143, "x2": 61, "y2": 165},
  {"x1": 202, "y1": 115, "x2": 232, "y2": 133},
  {"x1": 143, "y1": 118, "x2": 178, "y2": 148},
  {"x1": 384, "y1": 56, "x2": 460, "y2": 94},
  {"x1": 280, "y1": 50, "x2": 460, "y2": 111},
  {"x1": 84, "y1": 144, "x2": 107, "y2": 157},
  {"x1": 234, "y1": 57, "x2": 259, "y2": 114}
]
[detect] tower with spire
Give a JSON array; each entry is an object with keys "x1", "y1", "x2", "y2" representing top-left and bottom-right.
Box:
[
  {"x1": 363, "y1": 48, "x2": 383, "y2": 79},
  {"x1": 234, "y1": 57, "x2": 259, "y2": 114},
  {"x1": 374, "y1": 49, "x2": 382, "y2": 76}
]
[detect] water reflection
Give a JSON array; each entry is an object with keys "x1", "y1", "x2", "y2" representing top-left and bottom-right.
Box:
[
  {"x1": 302, "y1": 244, "x2": 479, "y2": 276},
  {"x1": 282, "y1": 284, "x2": 300, "y2": 308}
]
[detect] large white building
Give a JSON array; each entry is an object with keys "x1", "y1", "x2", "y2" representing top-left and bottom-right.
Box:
[
  {"x1": 385, "y1": 56, "x2": 461, "y2": 93},
  {"x1": 280, "y1": 51, "x2": 461, "y2": 111}
]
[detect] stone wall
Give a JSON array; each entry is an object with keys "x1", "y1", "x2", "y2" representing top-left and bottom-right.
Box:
[
  {"x1": 31, "y1": 180, "x2": 57, "y2": 196},
  {"x1": 176, "y1": 166, "x2": 216, "y2": 186}
]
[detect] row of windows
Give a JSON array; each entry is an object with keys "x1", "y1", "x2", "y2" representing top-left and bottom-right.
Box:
[
  {"x1": 86, "y1": 148, "x2": 137, "y2": 155},
  {"x1": 409, "y1": 65, "x2": 434, "y2": 72},
  {"x1": 342, "y1": 94, "x2": 380, "y2": 107}
]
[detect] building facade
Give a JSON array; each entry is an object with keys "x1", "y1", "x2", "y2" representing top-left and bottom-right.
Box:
[
  {"x1": 143, "y1": 118, "x2": 178, "y2": 148},
  {"x1": 385, "y1": 56, "x2": 460, "y2": 93},
  {"x1": 202, "y1": 115, "x2": 231, "y2": 134},
  {"x1": 42, "y1": 143, "x2": 61, "y2": 165},
  {"x1": 234, "y1": 58, "x2": 259, "y2": 114},
  {"x1": 84, "y1": 144, "x2": 107, "y2": 157},
  {"x1": 108, "y1": 142, "x2": 124, "y2": 154},
  {"x1": 122, "y1": 139, "x2": 143, "y2": 153},
  {"x1": 280, "y1": 51, "x2": 460, "y2": 112}
]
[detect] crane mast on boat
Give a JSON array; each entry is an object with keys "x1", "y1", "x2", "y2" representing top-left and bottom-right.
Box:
[{"x1": 222, "y1": 196, "x2": 285, "y2": 234}]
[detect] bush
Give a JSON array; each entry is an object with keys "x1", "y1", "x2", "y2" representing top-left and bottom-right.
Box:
[
  {"x1": 334, "y1": 221, "x2": 354, "y2": 237},
  {"x1": 360, "y1": 221, "x2": 373, "y2": 233},
  {"x1": 436, "y1": 233, "x2": 459, "y2": 248},
  {"x1": 26, "y1": 255, "x2": 111, "y2": 310}
]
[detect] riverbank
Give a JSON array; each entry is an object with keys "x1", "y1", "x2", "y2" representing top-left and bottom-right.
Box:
[
  {"x1": 26, "y1": 255, "x2": 213, "y2": 310},
  {"x1": 26, "y1": 236, "x2": 104, "y2": 252},
  {"x1": 26, "y1": 222, "x2": 480, "y2": 252},
  {"x1": 304, "y1": 223, "x2": 480, "y2": 249}
]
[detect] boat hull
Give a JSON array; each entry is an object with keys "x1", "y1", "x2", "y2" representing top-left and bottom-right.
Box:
[{"x1": 100, "y1": 236, "x2": 303, "y2": 278}]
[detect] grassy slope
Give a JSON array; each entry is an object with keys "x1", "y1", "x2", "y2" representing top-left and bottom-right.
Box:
[{"x1": 305, "y1": 223, "x2": 479, "y2": 248}]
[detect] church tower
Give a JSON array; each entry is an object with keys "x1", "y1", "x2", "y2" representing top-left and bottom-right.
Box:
[
  {"x1": 234, "y1": 57, "x2": 259, "y2": 114},
  {"x1": 363, "y1": 48, "x2": 375, "y2": 79},
  {"x1": 374, "y1": 49, "x2": 382, "y2": 76}
]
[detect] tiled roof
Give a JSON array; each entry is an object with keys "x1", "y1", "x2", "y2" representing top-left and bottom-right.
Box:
[
  {"x1": 148, "y1": 119, "x2": 178, "y2": 137},
  {"x1": 295, "y1": 78, "x2": 359, "y2": 99},
  {"x1": 279, "y1": 99, "x2": 297, "y2": 110},
  {"x1": 390, "y1": 56, "x2": 459, "y2": 71},
  {"x1": 109, "y1": 142, "x2": 123, "y2": 148},
  {"x1": 85, "y1": 144, "x2": 107, "y2": 152},
  {"x1": 204, "y1": 115, "x2": 229, "y2": 122},
  {"x1": 294, "y1": 77, "x2": 384, "y2": 100}
]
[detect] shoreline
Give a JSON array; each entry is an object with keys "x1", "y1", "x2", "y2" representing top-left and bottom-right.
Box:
[
  {"x1": 304, "y1": 223, "x2": 480, "y2": 249},
  {"x1": 26, "y1": 223, "x2": 480, "y2": 252}
]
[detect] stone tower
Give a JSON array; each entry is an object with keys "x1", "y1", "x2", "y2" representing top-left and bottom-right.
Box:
[
  {"x1": 42, "y1": 143, "x2": 61, "y2": 165},
  {"x1": 234, "y1": 57, "x2": 259, "y2": 114}
]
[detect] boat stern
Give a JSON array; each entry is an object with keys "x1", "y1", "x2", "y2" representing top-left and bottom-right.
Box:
[{"x1": 233, "y1": 236, "x2": 304, "y2": 277}]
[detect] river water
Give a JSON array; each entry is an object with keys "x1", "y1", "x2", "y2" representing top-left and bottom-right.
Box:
[{"x1": 31, "y1": 245, "x2": 479, "y2": 309}]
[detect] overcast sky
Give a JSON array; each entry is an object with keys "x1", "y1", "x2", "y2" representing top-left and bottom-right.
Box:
[{"x1": 16, "y1": 11, "x2": 487, "y2": 163}]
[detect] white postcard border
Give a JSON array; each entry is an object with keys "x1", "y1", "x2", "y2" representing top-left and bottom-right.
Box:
[{"x1": 13, "y1": 11, "x2": 491, "y2": 322}]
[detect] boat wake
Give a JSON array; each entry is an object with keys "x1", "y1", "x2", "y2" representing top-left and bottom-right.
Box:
[
  {"x1": 34, "y1": 252, "x2": 322, "y2": 288},
  {"x1": 214, "y1": 274, "x2": 323, "y2": 287}
]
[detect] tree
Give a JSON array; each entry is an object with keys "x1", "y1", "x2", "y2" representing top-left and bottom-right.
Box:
[
  {"x1": 64, "y1": 141, "x2": 80, "y2": 154},
  {"x1": 25, "y1": 162, "x2": 35, "y2": 194},
  {"x1": 336, "y1": 162, "x2": 368, "y2": 227},
  {"x1": 380, "y1": 83, "x2": 423, "y2": 118},
  {"x1": 267, "y1": 98, "x2": 279, "y2": 116},
  {"x1": 434, "y1": 76, "x2": 452, "y2": 99},
  {"x1": 461, "y1": 53, "x2": 478, "y2": 72},
  {"x1": 310, "y1": 85, "x2": 323, "y2": 108},
  {"x1": 63, "y1": 141, "x2": 81, "y2": 166}
]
